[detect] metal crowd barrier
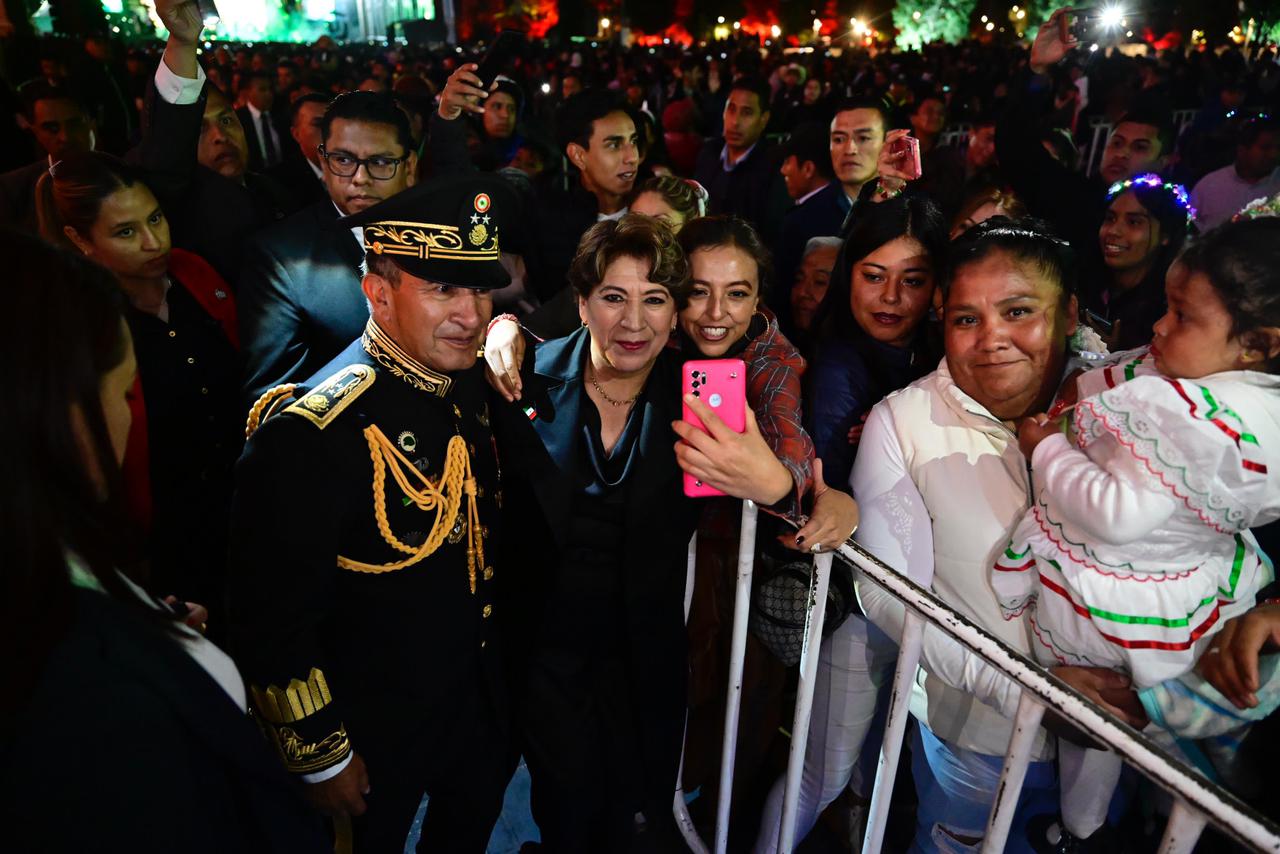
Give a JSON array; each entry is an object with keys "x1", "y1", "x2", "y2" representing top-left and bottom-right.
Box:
[
  {"x1": 1084, "y1": 116, "x2": 1113, "y2": 177},
  {"x1": 1174, "y1": 108, "x2": 1197, "y2": 138},
  {"x1": 675, "y1": 501, "x2": 1280, "y2": 854}
]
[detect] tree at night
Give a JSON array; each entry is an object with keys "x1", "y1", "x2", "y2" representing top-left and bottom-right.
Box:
[{"x1": 891, "y1": 0, "x2": 975, "y2": 50}]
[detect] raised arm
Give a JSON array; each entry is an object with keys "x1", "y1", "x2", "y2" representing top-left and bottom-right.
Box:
[
  {"x1": 428, "y1": 63, "x2": 488, "y2": 175},
  {"x1": 995, "y1": 9, "x2": 1098, "y2": 244},
  {"x1": 134, "y1": 0, "x2": 207, "y2": 200}
]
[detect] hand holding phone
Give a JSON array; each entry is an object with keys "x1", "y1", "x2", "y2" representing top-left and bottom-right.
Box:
[
  {"x1": 879, "y1": 129, "x2": 922, "y2": 185},
  {"x1": 475, "y1": 31, "x2": 527, "y2": 90},
  {"x1": 891, "y1": 134, "x2": 923, "y2": 181},
  {"x1": 679, "y1": 359, "x2": 748, "y2": 498}
]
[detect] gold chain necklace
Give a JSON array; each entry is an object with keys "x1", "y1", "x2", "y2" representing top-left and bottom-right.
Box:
[{"x1": 588, "y1": 363, "x2": 640, "y2": 407}]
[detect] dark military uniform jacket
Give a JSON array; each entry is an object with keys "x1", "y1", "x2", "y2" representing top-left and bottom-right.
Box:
[{"x1": 227, "y1": 318, "x2": 504, "y2": 778}]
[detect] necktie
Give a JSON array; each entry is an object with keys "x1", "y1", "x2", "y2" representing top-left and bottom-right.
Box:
[{"x1": 260, "y1": 111, "x2": 278, "y2": 167}]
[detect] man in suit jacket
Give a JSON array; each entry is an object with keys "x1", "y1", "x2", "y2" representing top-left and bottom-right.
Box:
[
  {"x1": 694, "y1": 75, "x2": 790, "y2": 245},
  {"x1": 265, "y1": 93, "x2": 330, "y2": 208},
  {"x1": 137, "y1": 10, "x2": 294, "y2": 285},
  {"x1": 236, "y1": 70, "x2": 287, "y2": 173},
  {"x1": 0, "y1": 82, "x2": 96, "y2": 231},
  {"x1": 771, "y1": 120, "x2": 851, "y2": 325},
  {"x1": 239, "y1": 90, "x2": 421, "y2": 404}
]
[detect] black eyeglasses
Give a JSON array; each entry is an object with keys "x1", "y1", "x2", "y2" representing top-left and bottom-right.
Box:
[{"x1": 319, "y1": 146, "x2": 406, "y2": 180}]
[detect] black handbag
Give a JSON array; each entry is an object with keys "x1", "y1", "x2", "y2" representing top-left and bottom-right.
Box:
[{"x1": 749, "y1": 552, "x2": 856, "y2": 667}]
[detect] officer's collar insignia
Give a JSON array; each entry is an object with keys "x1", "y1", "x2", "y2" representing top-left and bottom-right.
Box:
[
  {"x1": 284, "y1": 365, "x2": 375, "y2": 430},
  {"x1": 362, "y1": 320, "x2": 453, "y2": 398}
]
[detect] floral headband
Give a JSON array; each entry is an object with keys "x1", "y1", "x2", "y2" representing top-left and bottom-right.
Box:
[
  {"x1": 1234, "y1": 192, "x2": 1280, "y2": 222},
  {"x1": 1105, "y1": 172, "x2": 1196, "y2": 228}
]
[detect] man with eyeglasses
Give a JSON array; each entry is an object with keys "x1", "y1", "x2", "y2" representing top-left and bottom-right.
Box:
[{"x1": 237, "y1": 90, "x2": 420, "y2": 404}]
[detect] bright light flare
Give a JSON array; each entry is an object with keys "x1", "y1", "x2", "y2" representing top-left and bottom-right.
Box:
[{"x1": 1099, "y1": 6, "x2": 1124, "y2": 29}]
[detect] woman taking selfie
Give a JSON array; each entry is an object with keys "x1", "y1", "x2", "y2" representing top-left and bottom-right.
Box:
[{"x1": 491, "y1": 215, "x2": 700, "y2": 851}]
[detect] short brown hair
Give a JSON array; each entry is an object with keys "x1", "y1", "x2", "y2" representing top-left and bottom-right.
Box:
[{"x1": 567, "y1": 214, "x2": 691, "y2": 306}]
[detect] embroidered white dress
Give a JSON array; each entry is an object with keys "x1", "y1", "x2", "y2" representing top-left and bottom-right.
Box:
[{"x1": 993, "y1": 349, "x2": 1280, "y2": 689}]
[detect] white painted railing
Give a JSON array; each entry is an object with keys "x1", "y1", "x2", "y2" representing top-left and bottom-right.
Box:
[{"x1": 675, "y1": 502, "x2": 1280, "y2": 854}]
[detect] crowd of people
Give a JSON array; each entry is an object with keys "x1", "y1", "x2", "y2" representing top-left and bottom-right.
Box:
[{"x1": 6, "y1": 0, "x2": 1280, "y2": 851}]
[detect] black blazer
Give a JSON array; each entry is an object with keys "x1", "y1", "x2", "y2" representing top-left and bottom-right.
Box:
[
  {"x1": 770, "y1": 181, "x2": 852, "y2": 323},
  {"x1": 492, "y1": 328, "x2": 700, "y2": 817},
  {"x1": 1, "y1": 587, "x2": 328, "y2": 853},
  {"x1": 236, "y1": 105, "x2": 289, "y2": 174},
  {"x1": 131, "y1": 80, "x2": 294, "y2": 283},
  {"x1": 267, "y1": 154, "x2": 329, "y2": 209},
  {"x1": 237, "y1": 201, "x2": 368, "y2": 405},
  {"x1": 694, "y1": 136, "x2": 792, "y2": 244},
  {"x1": 0, "y1": 159, "x2": 47, "y2": 232}
]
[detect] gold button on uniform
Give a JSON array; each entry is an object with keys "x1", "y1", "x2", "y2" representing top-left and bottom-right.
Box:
[
  {"x1": 483, "y1": 567, "x2": 494, "y2": 581},
  {"x1": 168, "y1": 330, "x2": 176, "y2": 338},
  {"x1": 482, "y1": 604, "x2": 493, "y2": 618},
  {"x1": 186, "y1": 357, "x2": 195, "y2": 364}
]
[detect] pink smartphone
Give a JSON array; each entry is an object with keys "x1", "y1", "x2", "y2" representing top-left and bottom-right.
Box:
[
  {"x1": 682, "y1": 359, "x2": 748, "y2": 498},
  {"x1": 891, "y1": 135, "x2": 923, "y2": 180}
]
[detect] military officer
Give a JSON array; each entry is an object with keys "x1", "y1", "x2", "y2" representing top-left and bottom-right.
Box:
[{"x1": 227, "y1": 173, "x2": 515, "y2": 852}]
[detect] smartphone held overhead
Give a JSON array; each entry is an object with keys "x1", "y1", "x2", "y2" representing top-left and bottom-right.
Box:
[
  {"x1": 1059, "y1": 6, "x2": 1130, "y2": 44},
  {"x1": 682, "y1": 359, "x2": 747, "y2": 498},
  {"x1": 475, "y1": 30, "x2": 527, "y2": 90}
]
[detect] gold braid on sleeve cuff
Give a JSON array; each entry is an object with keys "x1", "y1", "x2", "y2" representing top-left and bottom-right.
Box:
[{"x1": 249, "y1": 668, "x2": 352, "y2": 774}]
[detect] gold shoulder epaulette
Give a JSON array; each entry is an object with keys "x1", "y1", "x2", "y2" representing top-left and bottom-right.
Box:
[
  {"x1": 245, "y1": 383, "x2": 297, "y2": 439},
  {"x1": 284, "y1": 364, "x2": 375, "y2": 430}
]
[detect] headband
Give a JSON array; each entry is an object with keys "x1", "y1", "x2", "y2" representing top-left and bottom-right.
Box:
[{"x1": 1105, "y1": 172, "x2": 1196, "y2": 228}]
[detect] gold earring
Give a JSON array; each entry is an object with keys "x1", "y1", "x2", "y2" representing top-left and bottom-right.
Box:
[{"x1": 582, "y1": 321, "x2": 588, "y2": 328}]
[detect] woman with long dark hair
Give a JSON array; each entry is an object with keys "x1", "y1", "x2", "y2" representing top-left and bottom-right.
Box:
[
  {"x1": 807, "y1": 193, "x2": 950, "y2": 488},
  {"x1": 1091, "y1": 173, "x2": 1195, "y2": 350},
  {"x1": 36, "y1": 151, "x2": 242, "y2": 615},
  {"x1": 0, "y1": 231, "x2": 326, "y2": 852}
]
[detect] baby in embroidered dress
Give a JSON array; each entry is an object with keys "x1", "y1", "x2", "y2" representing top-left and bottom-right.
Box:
[{"x1": 993, "y1": 219, "x2": 1280, "y2": 844}]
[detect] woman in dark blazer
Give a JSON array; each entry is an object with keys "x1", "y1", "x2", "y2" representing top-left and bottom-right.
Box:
[
  {"x1": 492, "y1": 215, "x2": 701, "y2": 852},
  {"x1": 0, "y1": 231, "x2": 327, "y2": 853}
]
